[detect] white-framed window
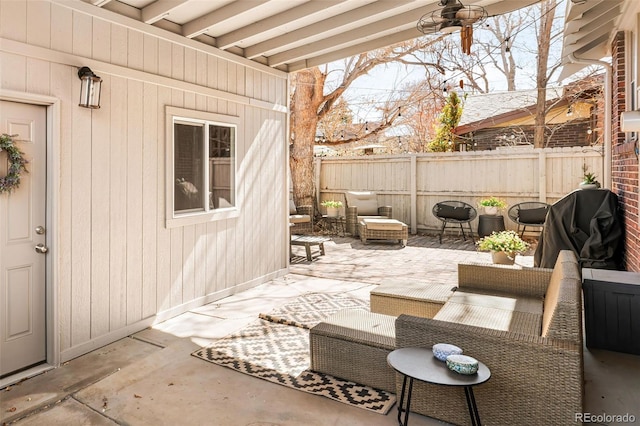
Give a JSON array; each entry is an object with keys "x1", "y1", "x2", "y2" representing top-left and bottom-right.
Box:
[{"x1": 166, "y1": 106, "x2": 239, "y2": 228}]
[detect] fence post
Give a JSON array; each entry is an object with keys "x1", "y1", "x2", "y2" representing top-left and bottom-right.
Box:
[
  {"x1": 538, "y1": 150, "x2": 547, "y2": 202},
  {"x1": 410, "y1": 155, "x2": 417, "y2": 234},
  {"x1": 315, "y1": 157, "x2": 322, "y2": 207}
]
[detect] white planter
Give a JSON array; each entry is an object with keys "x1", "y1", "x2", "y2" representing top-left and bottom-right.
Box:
[
  {"x1": 484, "y1": 206, "x2": 498, "y2": 215},
  {"x1": 326, "y1": 207, "x2": 339, "y2": 217},
  {"x1": 579, "y1": 182, "x2": 598, "y2": 190}
]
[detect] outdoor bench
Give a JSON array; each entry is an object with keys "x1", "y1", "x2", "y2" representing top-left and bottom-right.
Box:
[{"x1": 290, "y1": 235, "x2": 330, "y2": 261}]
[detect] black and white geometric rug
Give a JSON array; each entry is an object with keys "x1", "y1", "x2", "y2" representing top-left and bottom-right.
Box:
[
  {"x1": 192, "y1": 293, "x2": 395, "y2": 414},
  {"x1": 258, "y1": 292, "x2": 370, "y2": 329}
]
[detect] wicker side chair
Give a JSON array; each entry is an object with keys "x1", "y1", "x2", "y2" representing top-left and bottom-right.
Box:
[
  {"x1": 289, "y1": 196, "x2": 313, "y2": 234},
  {"x1": 432, "y1": 201, "x2": 477, "y2": 244},
  {"x1": 344, "y1": 191, "x2": 392, "y2": 236},
  {"x1": 508, "y1": 201, "x2": 550, "y2": 237}
]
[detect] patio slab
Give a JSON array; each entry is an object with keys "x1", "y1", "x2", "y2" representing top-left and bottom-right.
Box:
[
  {"x1": 13, "y1": 397, "x2": 118, "y2": 426},
  {"x1": 72, "y1": 338, "x2": 421, "y2": 426},
  {"x1": 290, "y1": 234, "x2": 534, "y2": 284},
  {"x1": 2, "y1": 234, "x2": 638, "y2": 425},
  {"x1": 0, "y1": 338, "x2": 159, "y2": 425}
]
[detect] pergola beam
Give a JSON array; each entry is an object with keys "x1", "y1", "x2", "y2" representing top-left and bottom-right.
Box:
[
  {"x1": 142, "y1": 0, "x2": 190, "y2": 24},
  {"x1": 182, "y1": 0, "x2": 269, "y2": 39},
  {"x1": 245, "y1": 0, "x2": 414, "y2": 59},
  {"x1": 216, "y1": 0, "x2": 345, "y2": 50}
]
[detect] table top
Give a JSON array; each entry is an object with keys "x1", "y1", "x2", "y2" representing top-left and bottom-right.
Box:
[
  {"x1": 290, "y1": 234, "x2": 330, "y2": 243},
  {"x1": 387, "y1": 347, "x2": 490, "y2": 387},
  {"x1": 582, "y1": 268, "x2": 640, "y2": 286}
]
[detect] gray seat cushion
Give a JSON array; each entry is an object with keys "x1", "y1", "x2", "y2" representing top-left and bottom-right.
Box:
[{"x1": 434, "y1": 291, "x2": 543, "y2": 335}]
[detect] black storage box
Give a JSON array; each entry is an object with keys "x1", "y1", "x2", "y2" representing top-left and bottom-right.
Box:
[{"x1": 582, "y1": 268, "x2": 640, "y2": 355}]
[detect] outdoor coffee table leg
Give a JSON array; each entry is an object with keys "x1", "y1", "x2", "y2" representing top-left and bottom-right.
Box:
[
  {"x1": 304, "y1": 243, "x2": 312, "y2": 261},
  {"x1": 464, "y1": 386, "x2": 482, "y2": 426},
  {"x1": 397, "y1": 375, "x2": 413, "y2": 426},
  {"x1": 319, "y1": 242, "x2": 325, "y2": 256},
  {"x1": 397, "y1": 375, "x2": 406, "y2": 425}
]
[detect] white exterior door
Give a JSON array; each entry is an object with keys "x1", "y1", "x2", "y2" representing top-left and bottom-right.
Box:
[{"x1": 0, "y1": 101, "x2": 47, "y2": 377}]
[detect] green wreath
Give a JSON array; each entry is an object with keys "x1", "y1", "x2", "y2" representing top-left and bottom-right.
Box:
[{"x1": 0, "y1": 134, "x2": 29, "y2": 194}]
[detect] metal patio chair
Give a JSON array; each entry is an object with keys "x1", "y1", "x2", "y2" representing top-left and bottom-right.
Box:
[
  {"x1": 508, "y1": 202, "x2": 550, "y2": 237},
  {"x1": 432, "y1": 201, "x2": 477, "y2": 244}
]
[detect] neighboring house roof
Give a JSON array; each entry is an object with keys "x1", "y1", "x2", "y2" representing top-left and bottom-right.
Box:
[
  {"x1": 314, "y1": 146, "x2": 337, "y2": 156},
  {"x1": 352, "y1": 144, "x2": 385, "y2": 150},
  {"x1": 455, "y1": 87, "x2": 568, "y2": 135}
]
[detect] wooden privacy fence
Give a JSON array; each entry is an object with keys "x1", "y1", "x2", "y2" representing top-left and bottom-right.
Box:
[{"x1": 315, "y1": 146, "x2": 604, "y2": 235}]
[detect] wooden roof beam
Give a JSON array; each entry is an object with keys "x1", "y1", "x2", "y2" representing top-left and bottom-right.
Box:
[
  {"x1": 141, "y1": 0, "x2": 190, "y2": 24},
  {"x1": 216, "y1": 0, "x2": 345, "y2": 50},
  {"x1": 182, "y1": 0, "x2": 269, "y2": 39},
  {"x1": 267, "y1": 5, "x2": 438, "y2": 67}
]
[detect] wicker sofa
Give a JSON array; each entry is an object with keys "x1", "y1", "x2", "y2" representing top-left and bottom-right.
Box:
[{"x1": 310, "y1": 250, "x2": 584, "y2": 425}]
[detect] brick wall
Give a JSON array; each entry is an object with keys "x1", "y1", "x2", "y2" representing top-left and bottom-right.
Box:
[
  {"x1": 463, "y1": 120, "x2": 594, "y2": 150},
  {"x1": 612, "y1": 31, "x2": 640, "y2": 272}
]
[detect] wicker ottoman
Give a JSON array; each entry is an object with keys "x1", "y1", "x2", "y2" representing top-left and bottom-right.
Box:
[
  {"x1": 370, "y1": 279, "x2": 455, "y2": 319},
  {"x1": 309, "y1": 309, "x2": 397, "y2": 392},
  {"x1": 358, "y1": 218, "x2": 408, "y2": 246}
]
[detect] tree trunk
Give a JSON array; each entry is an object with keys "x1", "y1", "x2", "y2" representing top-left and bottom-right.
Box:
[
  {"x1": 534, "y1": 85, "x2": 547, "y2": 148},
  {"x1": 290, "y1": 69, "x2": 322, "y2": 209},
  {"x1": 288, "y1": 40, "x2": 446, "y2": 210},
  {"x1": 533, "y1": 0, "x2": 556, "y2": 148}
]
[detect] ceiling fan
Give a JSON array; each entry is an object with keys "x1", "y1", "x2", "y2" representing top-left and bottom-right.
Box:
[{"x1": 416, "y1": 0, "x2": 488, "y2": 54}]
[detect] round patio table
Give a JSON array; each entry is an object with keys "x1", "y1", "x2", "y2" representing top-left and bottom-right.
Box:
[{"x1": 387, "y1": 347, "x2": 491, "y2": 426}]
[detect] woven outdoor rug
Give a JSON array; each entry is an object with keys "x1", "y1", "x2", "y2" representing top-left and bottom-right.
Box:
[
  {"x1": 258, "y1": 292, "x2": 370, "y2": 329},
  {"x1": 192, "y1": 293, "x2": 395, "y2": 414}
]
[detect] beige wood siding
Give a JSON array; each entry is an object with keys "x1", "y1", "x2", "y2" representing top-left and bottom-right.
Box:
[{"x1": 0, "y1": 1, "x2": 288, "y2": 360}]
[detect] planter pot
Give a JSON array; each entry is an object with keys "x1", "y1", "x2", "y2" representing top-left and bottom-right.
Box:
[
  {"x1": 491, "y1": 251, "x2": 516, "y2": 265},
  {"x1": 484, "y1": 206, "x2": 498, "y2": 215},
  {"x1": 326, "y1": 207, "x2": 339, "y2": 217},
  {"x1": 579, "y1": 182, "x2": 599, "y2": 190}
]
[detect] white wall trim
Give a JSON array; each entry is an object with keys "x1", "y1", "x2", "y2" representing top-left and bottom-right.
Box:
[
  {"x1": 0, "y1": 38, "x2": 288, "y2": 114},
  {"x1": 0, "y1": 89, "x2": 62, "y2": 371}
]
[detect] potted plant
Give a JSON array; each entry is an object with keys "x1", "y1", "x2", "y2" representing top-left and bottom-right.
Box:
[
  {"x1": 478, "y1": 197, "x2": 507, "y2": 215},
  {"x1": 321, "y1": 200, "x2": 343, "y2": 217},
  {"x1": 580, "y1": 165, "x2": 601, "y2": 190},
  {"x1": 476, "y1": 230, "x2": 530, "y2": 265}
]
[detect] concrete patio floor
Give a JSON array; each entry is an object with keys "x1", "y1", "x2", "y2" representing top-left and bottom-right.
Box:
[{"x1": 1, "y1": 235, "x2": 639, "y2": 425}]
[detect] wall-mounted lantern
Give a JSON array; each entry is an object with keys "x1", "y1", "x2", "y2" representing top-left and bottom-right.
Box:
[{"x1": 78, "y1": 66, "x2": 102, "y2": 109}]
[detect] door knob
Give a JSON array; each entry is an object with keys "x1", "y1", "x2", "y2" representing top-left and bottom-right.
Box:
[
  {"x1": 35, "y1": 244, "x2": 49, "y2": 254},
  {"x1": 35, "y1": 226, "x2": 46, "y2": 235}
]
